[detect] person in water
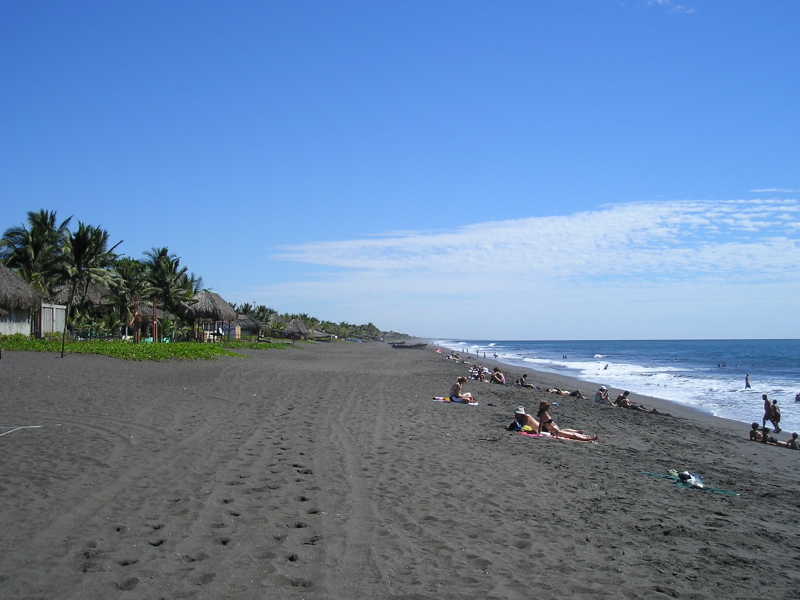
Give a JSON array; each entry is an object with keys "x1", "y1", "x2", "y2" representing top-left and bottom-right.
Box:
[{"x1": 537, "y1": 401, "x2": 597, "y2": 441}]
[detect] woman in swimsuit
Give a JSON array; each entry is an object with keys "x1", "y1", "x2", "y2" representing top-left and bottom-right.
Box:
[
  {"x1": 449, "y1": 376, "x2": 476, "y2": 403},
  {"x1": 537, "y1": 401, "x2": 597, "y2": 441}
]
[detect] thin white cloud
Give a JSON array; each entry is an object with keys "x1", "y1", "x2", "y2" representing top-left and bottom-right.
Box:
[
  {"x1": 274, "y1": 200, "x2": 800, "y2": 285},
  {"x1": 751, "y1": 188, "x2": 799, "y2": 194},
  {"x1": 256, "y1": 199, "x2": 799, "y2": 338}
]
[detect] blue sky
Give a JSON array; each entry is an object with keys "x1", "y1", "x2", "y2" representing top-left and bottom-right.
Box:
[{"x1": 2, "y1": 0, "x2": 798, "y2": 339}]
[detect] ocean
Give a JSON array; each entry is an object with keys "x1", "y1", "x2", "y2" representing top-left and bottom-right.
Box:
[{"x1": 433, "y1": 339, "x2": 800, "y2": 433}]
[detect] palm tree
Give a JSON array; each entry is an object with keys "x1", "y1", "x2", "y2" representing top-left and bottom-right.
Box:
[
  {"x1": 108, "y1": 258, "x2": 152, "y2": 336},
  {"x1": 59, "y1": 222, "x2": 122, "y2": 356},
  {"x1": 0, "y1": 209, "x2": 72, "y2": 293},
  {"x1": 143, "y1": 247, "x2": 191, "y2": 315}
]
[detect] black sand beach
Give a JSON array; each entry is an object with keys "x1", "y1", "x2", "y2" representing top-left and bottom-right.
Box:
[{"x1": 1, "y1": 342, "x2": 798, "y2": 599}]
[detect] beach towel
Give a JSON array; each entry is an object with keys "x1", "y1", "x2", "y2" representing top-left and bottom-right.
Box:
[
  {"x1": 433, "y1": 397, "x2": 478, "y2": 405},
  {"x1": 641, "y1": 471, "x2": 740, "y2": 496}
]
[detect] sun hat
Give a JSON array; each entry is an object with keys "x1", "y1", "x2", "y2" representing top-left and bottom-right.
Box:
[
  {"x1": 599, "y1": 386, "x2": 607, "y2": 390},
  {"x1": 515, "y1": 406, "x2": 526, "y2": 414}
]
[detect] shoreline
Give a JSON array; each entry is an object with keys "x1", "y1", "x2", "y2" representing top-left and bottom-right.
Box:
[
  {"x1": 1, "y1": 343, "x2": 798, "y2": 599},
  {"x1": 428, "y1": 339, "x2": 795, "y2": 437}
]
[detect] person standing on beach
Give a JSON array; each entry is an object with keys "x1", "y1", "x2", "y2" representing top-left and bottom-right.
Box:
[
  {"x1": 745, "y1": 374, "x2": 751, "y2": 389},
  {"x1": 762, "y1": 394, "x2": 773, "y2": 428}
]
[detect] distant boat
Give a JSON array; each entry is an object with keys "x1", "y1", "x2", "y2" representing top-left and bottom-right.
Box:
[{"x1": 391, "y1": 342, "x2": 427, "y2": 349}]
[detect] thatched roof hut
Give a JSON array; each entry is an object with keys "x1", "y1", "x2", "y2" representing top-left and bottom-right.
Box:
[
  {"x1": 235, "y1": 313, "x2": 261, "y2": 334},
  {"x1": 50, "y1": 282, "x2": 112, "y2": 307},
  {"x1": 267, "y1": 313, "x2": 286, "y2": 327},
  {"x1": 284, "y1": 318, "x2": 311, "y2": 339},
  {"x1": 182, "y1": 290, "x2": 237, "y2": 322},
  {"x1": 0, "y1": 264, "x2": 43, "y2": 310}
]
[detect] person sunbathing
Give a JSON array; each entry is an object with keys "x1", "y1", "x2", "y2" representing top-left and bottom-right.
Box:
[
  {"x1": 615, "y1": 391, "x2": 652, "y2": 412},
  {"x1": 749, "y1": 422, "x2": 764, "y2": 441},
  {"x1": 547, "y1": 388, "x2": 571, "y2": 396},
  {"x1": 787, "y1": 432, "x2": 799, "y2": 450},
  {"x1": 449, "y1": 376, "x2": 477, "y2": 403},
  {"x1": 507, "y1": 406, "x2": 539, "y2": 431},
  {"x1": 537, "y1": 401, "x2": 597, "y2": 441}
]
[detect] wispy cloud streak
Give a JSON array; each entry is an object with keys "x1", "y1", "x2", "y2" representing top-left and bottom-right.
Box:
[{"x1": 274, "y1": 200, "x2": 800, "y2": 287}]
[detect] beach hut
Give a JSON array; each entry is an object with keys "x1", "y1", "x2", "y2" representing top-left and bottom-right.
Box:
[
  {"x1": 50, "y1": 281, "x2": 112, "y2": 309},
  {"x1": 182, "y1": 290, "x2": 237, "y2": 341},
  {"x1": 284, "y1": 318, "x2": 311, "y2": 341},
  {"x1": 223, "y1": 313, "x2": 261, "y2": 339},
  {"x1": 0, "y1": 264, "x2": 44, "y2": 336}
]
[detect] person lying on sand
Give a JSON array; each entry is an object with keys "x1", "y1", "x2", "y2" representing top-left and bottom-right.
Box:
[
  {"x1": 749, "y1": 422, "x2": 764, "y2": 441},
  {"x1": 537, "y1": 401, "x2": 597, "y2": 441},
  {"x1": 614, "y1": 391, "x2": 652, "y2": 412},
  {"x1": 547, "y1": 388, "x2": 571, "y2": 396},
  {"x1": 569, "y1": 389, "x2": 585, "y2": 399},
  {"x1": 758, "y1": 426, "x2": 787, "y2": 447},
  {"x1": 449, "y1": 376, "x2": 477, "y2": 403}
]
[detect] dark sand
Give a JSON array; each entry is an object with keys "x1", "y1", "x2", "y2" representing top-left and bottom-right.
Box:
[{"x1": 1, "y1": 342, "x2": 798, "y2": 599}]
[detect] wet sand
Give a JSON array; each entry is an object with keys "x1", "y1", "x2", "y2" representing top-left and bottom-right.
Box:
[{"x1": 1, "y1": 342, "x2": 798, "y2": 599}]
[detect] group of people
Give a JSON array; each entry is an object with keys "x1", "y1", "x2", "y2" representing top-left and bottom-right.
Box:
[
  {"x1": 507, "y1": 404, "x2": 597, "y2": 441},
  {"x1": 593, "y1": 386, "x2": 657, "y2": 412},
  {"x1": 749, "y1": 423, "x2": 799, "y2": 449}
]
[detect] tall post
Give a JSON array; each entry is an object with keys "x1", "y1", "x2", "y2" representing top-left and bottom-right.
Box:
[{"x1": 152, "y1": 295, "x2": 158, "y2": 342}]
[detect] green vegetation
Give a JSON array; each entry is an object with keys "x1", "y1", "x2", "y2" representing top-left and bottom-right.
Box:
[
  {"x1": 1, "y1": 209, "x2": 408, "y2": 346},
  {"x1": 0, "y1": 333, "x2": 287, "y2": 361}
]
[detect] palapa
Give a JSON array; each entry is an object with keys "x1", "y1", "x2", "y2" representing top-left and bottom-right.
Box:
[
  {"x1": 0, "y1": 264, "x2": 44, "y2": 311},
  {"x1": 183, "y1": 290, "x2": 237, "y2": 322},
  {"x1": 284, "y1": 318, "x2": 311, "y2": 338}
]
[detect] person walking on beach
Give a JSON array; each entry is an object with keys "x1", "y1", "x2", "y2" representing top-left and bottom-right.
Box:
[
  {"x1": 745, "y1": 374, "x2": 751, "y2": 389},
  {"x1": 770, "y1": 399, "x2": 781, "y2": 433},
  {"x1": 762, "y1": 394, "x2": 773, "y2": 428}
]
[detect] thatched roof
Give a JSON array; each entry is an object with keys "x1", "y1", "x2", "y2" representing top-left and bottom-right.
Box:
[
  {"x1": 183, "y1": 290, "x2": 237, "y2": 321},
  {"x1": 285, "y1": 318, "x2": 311, "y2": 336},
  {"x1": 267, "y1": 313, "x2": 286, "y2": 326},
  {"x1": 312, "y1": 329, "x2": 335, "y2": 339},
  {"x1": 50, "y1": 282, "x2": 112, "y2": 307},
  {"x1": 235, "y1": 313, "x2": 261, "y2": 331},
  {"x1": 136, "y1": 301, "x2": 172, "y2": 321},
  {"x1": 0, "y1": 264, "x2": 43, "y2": 310}
]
